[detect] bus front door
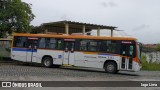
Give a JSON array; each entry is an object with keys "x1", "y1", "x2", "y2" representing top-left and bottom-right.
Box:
[
  {"x1": 63, "y1": 41, "x2": 75, "y2": 65},
  {"x1": 26, "y1": 37, "x2": 38, "y2": 63},
  {"x1": 121, "y1": 43, "x2": 134, "y2": 70}
]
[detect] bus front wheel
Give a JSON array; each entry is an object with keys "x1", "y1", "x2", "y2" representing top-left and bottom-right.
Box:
[
  {"x1": 104, "y1": 62, "x2": 118, "y2": 74},
  {"x1": 42, "y1": 57, "x2": 53, "y2": 68}
]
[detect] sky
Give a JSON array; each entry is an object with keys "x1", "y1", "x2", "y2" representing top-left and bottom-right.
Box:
[{"x1": 22, "y1": 0, "x2": 160, "y2": 44}]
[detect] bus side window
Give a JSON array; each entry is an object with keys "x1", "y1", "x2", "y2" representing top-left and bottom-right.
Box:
[
  {"x1": 99, "y1": 40, "x2": 117, "y2": 54},
  {"x1": 121, "y1": 43, "x2": 135, "y2": 57},
  {"x1": 56, "y1": 39, "x2": 62, "y2": 50},
  {"x1": 79, "y1": 39, "x2": 97, "y2": 52},
  {"x1": 39, "y1": 38, "x2": 46, "y2": 48},
  {"x1": 88, "y1": 40, "x2": 97, "y2": 52},
  {"x1": 49, "y1": 38, "x2": 56, "y2": 49},
  {"x1": 80, "y1": 40, "x2": 87, "y2": 51},
  {"x1": 39, "y1": 38, "x2": 62, "y2": 50},
  {"x1": 99, "y1": 40, "x2": 111, "y2": 52},
  {"x1": 106, "y1": 41, "x2": 111, "y2": 52},
  {"x1": 14, "y1": 36, "x2": 27, "y2": 47},
  {"x1": 129, "y1": 45, "x2": 134, "y2": 57},
  {"x1": 111, "y1": 41, "x2": 117, "y2": 53},
  {"x1": 71, "y1": 42, "x2": 74, "y2": 51}
]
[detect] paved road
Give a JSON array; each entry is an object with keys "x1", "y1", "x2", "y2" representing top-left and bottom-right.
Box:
[{"x1": 0, "y1": 62, "x2": 160, "y2": 90}]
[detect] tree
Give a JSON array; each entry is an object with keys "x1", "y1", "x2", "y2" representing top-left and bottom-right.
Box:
[{"x1": 0, "y1": 0, "x2": 35, "y2": 37}]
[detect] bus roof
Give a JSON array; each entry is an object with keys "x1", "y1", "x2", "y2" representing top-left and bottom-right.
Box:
[{"x1": 13, "y1": 33, "x2": 136, "y2": 41}]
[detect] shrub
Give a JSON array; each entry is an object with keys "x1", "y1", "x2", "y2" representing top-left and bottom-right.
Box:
[{"x1": 141, "y1": 55, "x2": 160, "y2": 71}]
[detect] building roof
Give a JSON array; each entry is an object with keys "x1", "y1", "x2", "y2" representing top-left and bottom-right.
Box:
[
  {"x1": 33, "y1": 20, "x2": 117, "y2": 34},
  {"x1": 42, "y1": 20, "x2": 117, "y2": 30}
]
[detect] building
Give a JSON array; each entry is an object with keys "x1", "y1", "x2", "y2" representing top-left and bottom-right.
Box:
[
  {"x1": 0, "y1": 36, "x2": 12, "y2": 58},
  {"x1": 32, "y1": 20, "x2": 117, "y2": 37}
]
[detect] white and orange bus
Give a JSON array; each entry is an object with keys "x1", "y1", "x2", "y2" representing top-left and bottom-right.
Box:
[{"x1": 11, "y1": 33, "x2": 142, "y2": 73}]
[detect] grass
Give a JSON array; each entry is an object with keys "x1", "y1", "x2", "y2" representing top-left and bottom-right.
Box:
[{"x1": 141, "y1": 55, "x2": 160, "y2": 71}]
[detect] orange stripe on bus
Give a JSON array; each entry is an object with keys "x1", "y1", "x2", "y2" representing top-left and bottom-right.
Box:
[{"x1": 12, "y1": 33, "x2": 136, "y2": 41}]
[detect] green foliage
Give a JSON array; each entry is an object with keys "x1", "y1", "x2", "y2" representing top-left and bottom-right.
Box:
[
  {"x1": 5, "y1": 47, "x2": 11, "y2": 52},
  {"x1": 0, "y1": 55, "x2": 3, "y2": 61},
  {"x1": 0, "y1": 0, "x2": 35, "y2": 37},
  {"x1": 141, "y1": 54, "x2": 160, "y2": 71},
  {"x1": 155, "y1": 44, "x2": 160, "y2": 51}
]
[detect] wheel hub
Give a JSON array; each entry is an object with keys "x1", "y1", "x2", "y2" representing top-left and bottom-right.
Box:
[
  {"x1": 44, "y1": 60, "x2": 50, "y2": 66},
  {"x1": 107, "y1": 64, "x2": 114, "y2": 72}
]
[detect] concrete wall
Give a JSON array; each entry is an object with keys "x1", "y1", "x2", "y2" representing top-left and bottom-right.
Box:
[
  {"x1": 0, "y1": 40, "x2": 11, "y2": 58},
  {"x1": 143, "y1": 52, "x2": 160, "y2": 63}
]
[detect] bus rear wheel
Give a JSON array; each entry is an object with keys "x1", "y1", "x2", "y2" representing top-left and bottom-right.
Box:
[
  {"x1": 104, "y1": 62, "x2": 118, "y2": 74},
  {"x1": 42, "y1": 57, "x2": 53, "y2": 68}
]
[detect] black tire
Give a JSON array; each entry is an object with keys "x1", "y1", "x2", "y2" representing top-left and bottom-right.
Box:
[
  {"x1": 42, "y1": 57, "x2": 53, "y2": 68},
  {"x1": 53, "y1": 65, "x2": 60, "y2": 68},
  {"x1": 104, "y1": 62, "x2": 118, "y2": 74}
]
